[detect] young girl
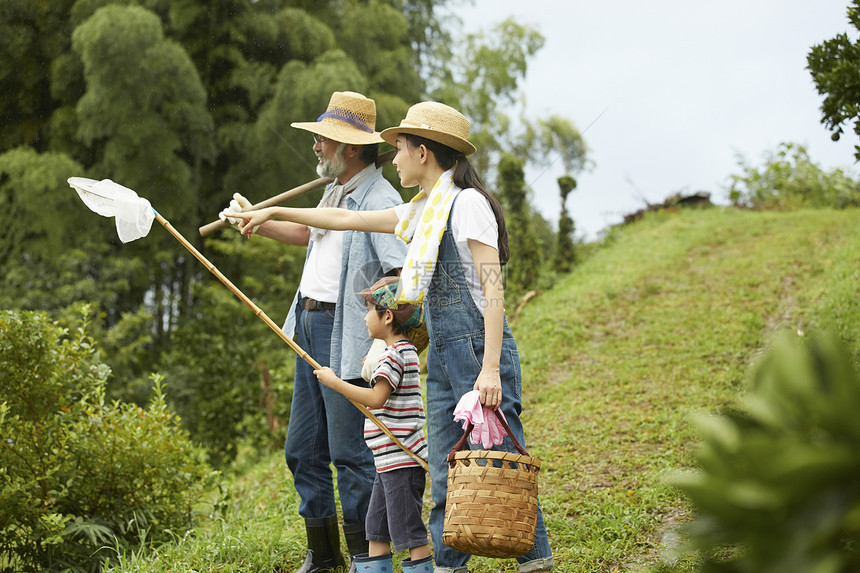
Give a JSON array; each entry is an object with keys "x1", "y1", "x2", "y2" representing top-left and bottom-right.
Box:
[{"x1": 227, "y1": 102, "x2": 553, "y2": 573}]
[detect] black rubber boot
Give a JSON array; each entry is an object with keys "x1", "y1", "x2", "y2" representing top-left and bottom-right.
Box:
[
  {"x1": 295, "y1": 515, "x2": 348, "y2": 573},
  {"x1": 342, "y1": 522, "x2": 369, "y2": 573},
  {"x1": 325, "y1": 516, "x2": 348, "y2": 571}
]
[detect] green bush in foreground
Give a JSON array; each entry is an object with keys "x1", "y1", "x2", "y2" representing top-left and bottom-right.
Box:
[
  {"x1": 0, "y1": 310, "x2": 214, "y2": 572},
  {"x1": 667, "y1": 332, "x2": 860, "y2": 572}
]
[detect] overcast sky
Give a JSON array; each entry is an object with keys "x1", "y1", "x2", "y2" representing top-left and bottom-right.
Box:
[{"x1": 457, "y1": 1, "x2": 860, "y2": 240}]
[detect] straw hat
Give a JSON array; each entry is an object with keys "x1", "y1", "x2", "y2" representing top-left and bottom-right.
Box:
[
  {"x1": 291, "y1": 91, "x2": 384, "y2": 146},
  {"x1": 380, "y1": 101, "x2": 476, "y2": 156}
]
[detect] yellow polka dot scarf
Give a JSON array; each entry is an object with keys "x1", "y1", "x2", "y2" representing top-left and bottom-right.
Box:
[{"x1": 395, "y1": 169, "x2": 460, "y2": 304}]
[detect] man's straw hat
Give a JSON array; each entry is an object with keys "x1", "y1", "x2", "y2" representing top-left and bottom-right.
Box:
[
  {"x1": 291, "y1": 91, "x2": 384, "y2": 146},
  {"x1": 380, "y1": 101, "x2": 476, "y2": 156}
]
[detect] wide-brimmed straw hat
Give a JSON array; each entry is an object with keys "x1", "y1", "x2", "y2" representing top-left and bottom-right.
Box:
[
  {"x1": 291, "y1": 91, "x2": 384, "y2": 146},
  {"x1": 380, "y1": 101, "x2": 476, "y2": 156},
  {"x1": 360, "y1": 276, "x2": 424, "y2": 329}
]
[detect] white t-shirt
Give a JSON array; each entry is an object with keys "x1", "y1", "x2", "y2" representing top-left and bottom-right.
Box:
[
  {"x1": 298, "y1": 196, "x2": 347, "y2": 302},
  {"x1": 395, "y1": 188, "x2": 498, "y2": 315}
]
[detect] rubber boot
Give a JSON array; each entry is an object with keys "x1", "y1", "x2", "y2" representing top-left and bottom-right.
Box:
[
  {"x1": 295, "y1": 515, "x2": 348, "y2": 573},
  {"x1": 323, "y1": 516, "x2": 348, "y2": 571},
  {"x1": 401, "y1": 555, "x2": 433, "y2": 573},
  {"x1": 353, "y1": 552, "x2": 393, "y2": 573},
  {"x1": 342, "y1": 523, "x2": 370, "y2": 573}
]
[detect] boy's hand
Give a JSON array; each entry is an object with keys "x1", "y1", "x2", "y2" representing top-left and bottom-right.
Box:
[{"x1": 314, "y1": 367, "x2": 338, "y2": 388}]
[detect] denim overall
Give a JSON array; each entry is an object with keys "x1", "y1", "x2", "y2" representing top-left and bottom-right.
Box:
[{"x1": 424, "y1": 195, "x2": 553, "y2": 571}]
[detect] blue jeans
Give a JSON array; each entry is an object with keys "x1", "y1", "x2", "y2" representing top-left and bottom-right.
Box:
[
  {"x1": 424, "y1": 213, "x2": 553, "y2": 570},
  {"x1": 284, "y1": 303, "x2": 376, "y2": 525}
]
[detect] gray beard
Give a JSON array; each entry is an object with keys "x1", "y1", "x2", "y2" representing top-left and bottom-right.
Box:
[{"x1": 316, "y1": 143, "x2": 347, "y2": 179}]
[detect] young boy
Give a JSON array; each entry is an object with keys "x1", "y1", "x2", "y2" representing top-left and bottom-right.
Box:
[{"x1": 313, "y1": 276, "x2": 432, "y2": 573}]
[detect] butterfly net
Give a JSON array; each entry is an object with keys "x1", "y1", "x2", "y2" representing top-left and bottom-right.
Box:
[{"x1": 68, "y1": 177, "x2": 155, "y2": 243}]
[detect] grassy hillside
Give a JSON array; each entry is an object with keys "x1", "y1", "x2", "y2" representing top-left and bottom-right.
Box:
[
  {"x1": 514, "y1": 206, "x2": 860, "y2": 571},
  {"x1": 110, "y1": 206, "x2": 860, "y2": 572}
]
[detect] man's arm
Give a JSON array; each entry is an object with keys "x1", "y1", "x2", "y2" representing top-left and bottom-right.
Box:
[
  {"x1": 255, "y1": 221, "x2": 310, "y2": 246},
  {"x1": 220, "y1": 193, "x2": 310, "y2": 246}
]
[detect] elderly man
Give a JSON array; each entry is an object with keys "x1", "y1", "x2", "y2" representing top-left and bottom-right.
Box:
[{"x1": 222, "y1": 91, "x2": 406, "y2": 572}]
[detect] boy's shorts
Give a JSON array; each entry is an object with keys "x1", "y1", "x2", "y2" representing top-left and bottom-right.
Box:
[{"x1": 365, "y1": 465, "x2": 428, "y2": 551}]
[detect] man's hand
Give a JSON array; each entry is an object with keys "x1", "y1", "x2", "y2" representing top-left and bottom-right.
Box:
[
  {"x1": 221, "y1": 207, "x2": 277, "y2": 237},
  {"x1": 218, "y1": 193, "x2": 258, "y2": 232}
]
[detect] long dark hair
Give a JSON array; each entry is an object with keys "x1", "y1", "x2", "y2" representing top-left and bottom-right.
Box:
[{"x1": 404, "y1": 134, "x2": 510, "y2": 265}]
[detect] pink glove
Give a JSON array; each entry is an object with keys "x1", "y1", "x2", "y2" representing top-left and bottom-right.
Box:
[{"x1": 453, "y1": 390, "x2": 508, "y2": 449}]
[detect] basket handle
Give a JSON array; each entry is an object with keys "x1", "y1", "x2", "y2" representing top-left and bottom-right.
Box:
[{"x1": 447, "y1": 408, "x2": 530, "y2": 463}]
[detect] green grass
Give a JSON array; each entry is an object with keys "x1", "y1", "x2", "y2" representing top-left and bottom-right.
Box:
[
  {"x1": 108, "y1": 206, "x2": 860, "y2": 573},
  {"x1": 512, "y1": 207, "x2": 860, "y2": 572},
  {"x1": 103, "y1": 454, "x2": 304, "y2": 571}
]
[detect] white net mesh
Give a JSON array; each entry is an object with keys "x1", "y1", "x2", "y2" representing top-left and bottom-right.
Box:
[{"x1": 68, "y1": 177, "x2": 155, "y2": 243}]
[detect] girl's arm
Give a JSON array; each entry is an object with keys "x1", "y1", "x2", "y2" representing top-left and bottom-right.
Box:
[
  {"x1": 224, "y1": 206, "x2": 400, "y2": 237},
  {"x1": 468, "y1": 238, "x2": 505, "y2": 410},
  {"x1": 314, "y1": 367, "x2": 392, "y2": 409}
]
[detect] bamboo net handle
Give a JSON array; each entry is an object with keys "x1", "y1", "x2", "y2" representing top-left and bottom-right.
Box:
[
  {"x1": 157, "y1": 213, "x2": 428, "y2": 472},
  {"x1": 198, "y1": 148, "x2": 397, "y2": 237}
]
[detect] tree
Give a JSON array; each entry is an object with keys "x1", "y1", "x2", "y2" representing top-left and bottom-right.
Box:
[
  {"x1": 0, "y1": 0, "x2": 78, "y2": 152},
  {"x1": 2, "y1": 0, "x2": 428, "y2": 325},
  {"x1": 0, "y1": 0, "x2": 429, "y2": 408},
  {"x1": 224, "y1": 50, "x2": 374, "y2": 197},
  {"x1": 0, "y1": 0, "x2": 585, "y2": 460},
  {"x1": 427, "y1": 19, "x2": 589, "y2": 184},
  {"x1": 807, "y1": 0, "x2": 860, "y2": 161},
  {"x1": 497, "y1": 153, "x2": 542, "y2": 297},
  {"x1": 425, "y1": 17, "x2": 589, "y2": 294},
  {"x1": 72, "y1": 5, "x2": 217, "y2": 343},
  {"x1": 554, "y1": 175, "x2": 577, "y2": 273},
  {"x1": 157, "y1": 234, "x2": 306, "y2": 462},
  {"x1": 429, "y1": 19, "x2": 543, "y2": 172}
]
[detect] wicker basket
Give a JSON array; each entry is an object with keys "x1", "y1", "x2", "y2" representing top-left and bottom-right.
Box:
[{"x1": 442, "y1": 410, "x2": 541, "y2": 558}]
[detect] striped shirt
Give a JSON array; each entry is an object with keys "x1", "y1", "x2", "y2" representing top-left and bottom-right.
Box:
[{"x1": 366, "y1": 340, "x2": 428, "y2": 472}]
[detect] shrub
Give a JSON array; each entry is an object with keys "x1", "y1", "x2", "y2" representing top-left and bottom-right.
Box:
[
  {"x1": 667, "y1": 332, "x2": 860, "y2": 572},
  {"x1": 0, "y1": 310, "x2": 213, "y2": 572},
  {"x1": 727, "y1": 142, "x2": 860, "y2": 210}
]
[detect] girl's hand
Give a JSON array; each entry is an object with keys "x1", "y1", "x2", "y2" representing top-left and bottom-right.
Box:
[
  {"x1": 222, "y1": 207, "x2": 275, "y2": 237},
  {"x1": 474, "y1": 367, "x2": 502, "y2": 410}
]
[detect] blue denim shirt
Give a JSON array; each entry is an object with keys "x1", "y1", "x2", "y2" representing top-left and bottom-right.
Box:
[{"x1": 282, "y1": 167, "x2": 407, "y2": 379}]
